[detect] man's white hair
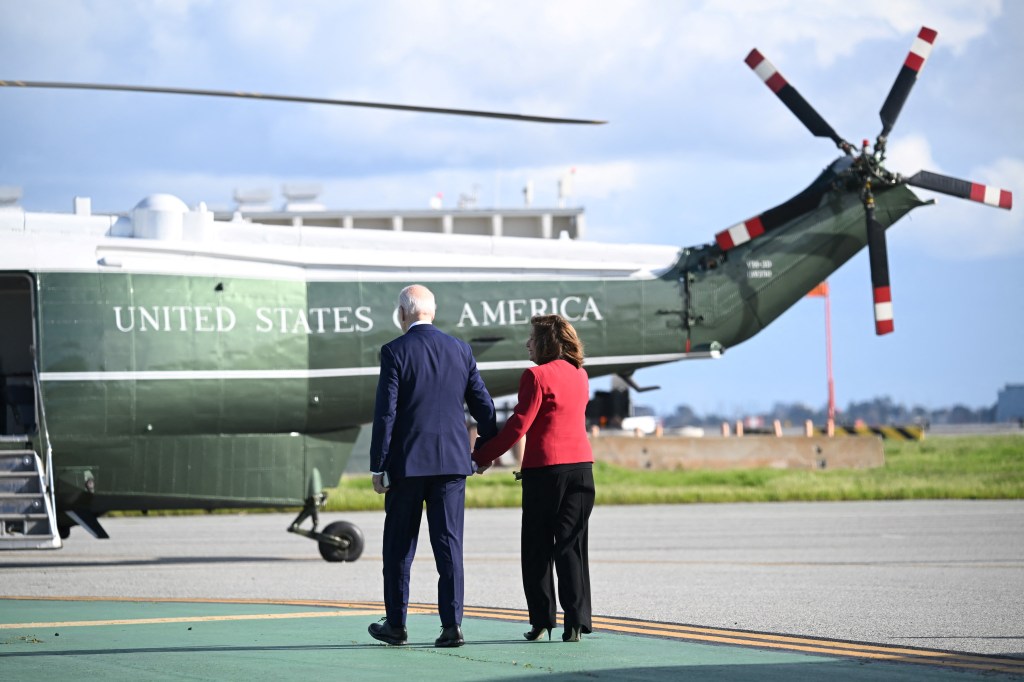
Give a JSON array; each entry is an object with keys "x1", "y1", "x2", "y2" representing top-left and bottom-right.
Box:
[{"x1": 399, "y1": 284, "x2": 436, "y2": 317}]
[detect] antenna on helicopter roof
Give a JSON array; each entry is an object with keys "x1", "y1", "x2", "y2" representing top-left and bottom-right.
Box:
[
  {"x1": 457, "y1": 184, "x2": 480, "y2": 210},
  {"x1": 523, "y1": 180, "x2": 534, "y2": 207},
  {"x1": 558, "y1": 168, "x2": 576, "y2": 208}
]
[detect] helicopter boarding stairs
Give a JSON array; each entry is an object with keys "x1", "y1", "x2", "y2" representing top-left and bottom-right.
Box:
[{"x1": 0, "y1": 366, "x2": 61, "y2": 550}]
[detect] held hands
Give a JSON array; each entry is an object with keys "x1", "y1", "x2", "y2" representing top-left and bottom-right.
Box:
[{"x1": 471, "y1": 450, "x2": 492, "y2": 475}]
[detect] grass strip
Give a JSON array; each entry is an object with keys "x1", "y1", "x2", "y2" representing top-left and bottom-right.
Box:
[{"x1": 325, "y1": 434, "x2": 1024, "y2": 511}]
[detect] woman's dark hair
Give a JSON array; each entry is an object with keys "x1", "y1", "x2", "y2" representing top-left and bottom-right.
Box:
[{"x1": 530, "y1": 314, "x2": 584, "y2": 368}]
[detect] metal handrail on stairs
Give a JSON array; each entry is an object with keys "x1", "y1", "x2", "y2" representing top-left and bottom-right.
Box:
[
  {"x1": 30, "y1": 351, "x2": 55, "y2": 511},
  {"x1": 0, "y1": 350, "x2": 62, "y2": 550}
]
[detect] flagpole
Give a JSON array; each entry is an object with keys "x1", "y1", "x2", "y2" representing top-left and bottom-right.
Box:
[{"x1": 824, "y1": 281, "x2": 836, "y2": 437}]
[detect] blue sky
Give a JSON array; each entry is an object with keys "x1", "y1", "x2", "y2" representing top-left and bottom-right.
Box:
[{"x1": 2, "y1": 1, "x2": 1021, "y2": 417}]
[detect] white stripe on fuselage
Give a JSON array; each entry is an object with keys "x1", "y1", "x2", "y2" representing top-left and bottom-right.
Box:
[{"x1": 39, "y1": 351, "x2": 719, "y2": 382}]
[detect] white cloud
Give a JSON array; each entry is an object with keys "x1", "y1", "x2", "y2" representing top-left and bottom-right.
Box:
[{"x1": 886, "y1": 134, "x2": 940, "y2": 174}]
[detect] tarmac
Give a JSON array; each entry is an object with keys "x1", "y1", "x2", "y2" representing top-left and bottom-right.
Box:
[
  {"x1": 3, "y1": 596, "x2": 1023, "y2": 680},
  {"x1": 3, "y1": 501, "x2": 1023, "y2": 679}
]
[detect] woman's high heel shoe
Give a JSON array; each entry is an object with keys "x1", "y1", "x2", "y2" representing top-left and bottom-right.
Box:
[
  {"x1": 523, "y1": 626, "x2": 551, "y2": 641},
  {"x1": 562, "y1": 626, "x2": 582, "y2": 642}
]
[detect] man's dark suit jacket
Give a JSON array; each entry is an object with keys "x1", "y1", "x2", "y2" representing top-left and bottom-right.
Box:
[{"x1": 370, "y1": 323, "x2": 496, "y2": 479}]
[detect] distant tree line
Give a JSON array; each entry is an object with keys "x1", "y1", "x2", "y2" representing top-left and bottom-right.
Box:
[{"x1": 651, "y1": 396, "x2": 997, "y2": 429}]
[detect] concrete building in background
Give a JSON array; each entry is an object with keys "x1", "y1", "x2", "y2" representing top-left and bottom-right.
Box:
[{"x1": 995, "y1": 384, "x2": 1024, "y2": 422}]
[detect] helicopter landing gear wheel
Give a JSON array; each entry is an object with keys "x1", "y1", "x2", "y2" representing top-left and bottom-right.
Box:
[{"x1": 318, "y1": 520, "x2": 365, "y2": 562}]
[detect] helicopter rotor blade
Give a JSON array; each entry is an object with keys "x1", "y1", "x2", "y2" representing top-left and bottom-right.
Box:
[
  {"x1": 907, "y1": 170, "x2": 1013, "y2": 210},
  {"x1": 878, "y1": 27, "x2": 937, "y2": 140},
  {"x1": 0, "y1": 79, "x2": 607, "y2": 125},
  {"x1": 715, "y1": 182, "x2": 826, "y2": 251},
  {"x1": 865, "y1": 204, "x2": 894, "y2": 336},
  {"x1": 745, "y1": 49, "x2": 851, "y2": 153}
]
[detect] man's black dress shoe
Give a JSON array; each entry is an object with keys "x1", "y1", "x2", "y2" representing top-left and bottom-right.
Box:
[
  {"x1": 435, "y1": 624, "x2": 464, "y2": 648},
  {"x1": 368, "y1": 619, "x2": 408, "y2": 645}
]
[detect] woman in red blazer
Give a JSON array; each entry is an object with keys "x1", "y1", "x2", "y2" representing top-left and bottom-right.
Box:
[{"x1": 472, "y1": 314, "x2": 595, "y2": 642}]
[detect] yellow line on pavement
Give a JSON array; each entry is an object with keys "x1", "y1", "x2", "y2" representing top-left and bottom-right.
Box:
[
  {"x1": 4, "y1": 597, "x2": 1022, "y2": 675},
  {"x1": 461, "y1": 604, "x2": 1024, "y2": 676},
  {"x1": 0, "y1": 610, "x2": 381, "y2": 630},
  {"x1": 590, "y1": 620, "x2": 1024, "y2": 676}
]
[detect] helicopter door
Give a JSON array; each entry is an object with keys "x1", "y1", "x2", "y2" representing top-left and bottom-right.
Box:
[{"x1": 0, "y1": 274, "x2": 36, "y2": 436}]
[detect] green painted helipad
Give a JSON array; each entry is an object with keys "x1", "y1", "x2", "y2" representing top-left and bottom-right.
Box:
[{"x1": 1, "y1": 597, "x2": 1021, "y2": 680}]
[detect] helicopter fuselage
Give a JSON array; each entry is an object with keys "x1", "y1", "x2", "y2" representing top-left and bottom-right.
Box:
[{"x1": 0, "y1": 161, "x2": 925, "y2": 517}]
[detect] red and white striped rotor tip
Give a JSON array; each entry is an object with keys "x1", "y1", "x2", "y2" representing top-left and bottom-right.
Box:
[
  {"x1": 969, "y1": 183, "x2": 1013, "y2": 210},
  {"x1": 904, "y1": 27, "x2": 938, "y2": 74},
  {"x1": 873, "y1": 286, "x2": 894, "y2": 336},
  {"x1": 745, "y1": 49, "x2": 786, "y2": 94},
  {"x1": 716, "y1": 216, "x2": 765, "y2": 251}
]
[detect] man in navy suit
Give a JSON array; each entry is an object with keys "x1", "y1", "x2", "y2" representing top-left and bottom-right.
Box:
[{"x1": 368, "y1": 284, "x2": 497, "y2": 648}]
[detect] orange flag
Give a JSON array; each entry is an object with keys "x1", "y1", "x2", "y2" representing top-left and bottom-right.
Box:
[{"x1": 806, "y1": 281, "x2": 829, "y2": 298}]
